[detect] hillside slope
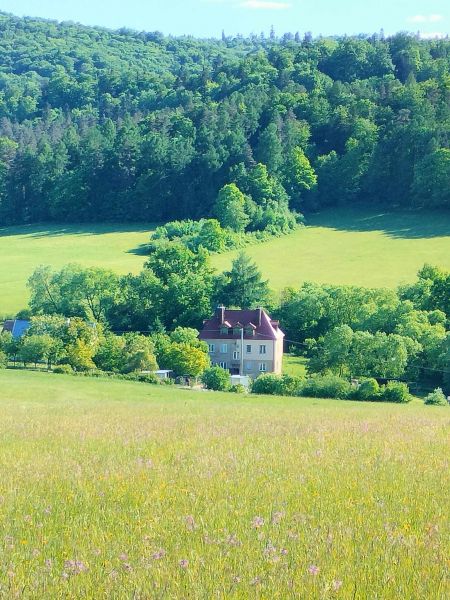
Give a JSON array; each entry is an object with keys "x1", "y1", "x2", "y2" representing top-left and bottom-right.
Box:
[
  {"x1": 0, "y1": 13, "x2": 448, "y2": 226},
  {"x1": 0, "y1": 369, "x2": 447, "y2": 598},
  {"x1": 212, "y1": 208, "x2": 450, "y2": 290},
  {"x1": 1, "y1": 208, "x2": 449, "y2": 316}
]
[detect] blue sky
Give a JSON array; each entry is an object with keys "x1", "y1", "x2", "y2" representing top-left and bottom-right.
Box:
[{"x1": 1, "y1": 0, "x2": 449, "y2": 38}]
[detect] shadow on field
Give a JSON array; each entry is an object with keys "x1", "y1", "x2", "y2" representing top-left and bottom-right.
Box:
[
  {"x1": 307, "y1": 208, "x2": 450, "y2": 239},
  {"x1": 0, "y1": 223, "x2": 155, "y2": 239}
]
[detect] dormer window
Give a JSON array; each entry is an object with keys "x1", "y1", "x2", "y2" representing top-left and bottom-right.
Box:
[
  {"x1": 245, "y1": 322, "x2": 257, "y2": 337},
  {"x1": 220, "y1": 325, "x2": 229, "y2": 335}
]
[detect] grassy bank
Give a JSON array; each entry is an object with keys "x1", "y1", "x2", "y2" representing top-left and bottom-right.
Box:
[
  {"x1": 212, "y1": 208, "x2": 450, "y2": 290},
  {"x1": 0, "y1": 370, "x2": 448, "y2": 598}
]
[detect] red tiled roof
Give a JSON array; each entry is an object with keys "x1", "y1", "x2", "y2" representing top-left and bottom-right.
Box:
[{"x1": 199, "y1": 308, "x2": 284, "y2": 341}]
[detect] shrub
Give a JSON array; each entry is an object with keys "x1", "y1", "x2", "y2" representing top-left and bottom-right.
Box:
[
  {"x1": 201, "y1": 366, "x2": 230, "y2": 391},
  {"x1": 53, "y1": 364, "x2": 74, "y2": 375},
  {"x1": 380, "y1": 381, "x2": 411, "y2": 404},
  {"x1": 354, "y1": 378, "x2": 380, "y2": 401},
  {"x1": 424, "y1": 387, "x2": 447, "y2": 406},
  {"x1": 301, "y1": 374, "x2": 352, "y2": 399},
  {"x1": 0, "y1": 350, "x2": 7, "y2": 368},
  {"x1": 230, "y1": 384, "x2": 247, "y2": 394},
  {"x1": 135, "y1": 373, "x2": 160, "y2": 385},
  {"x1": 251, "y1": 373, "x2": 282, "y2": 395}
]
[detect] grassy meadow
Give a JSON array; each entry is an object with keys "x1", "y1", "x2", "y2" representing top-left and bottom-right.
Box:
[
  {"x1": 1, "y1": 208, "x2": 450, "y2": 316},
  {"x1": 0, "y1": 223, "x2": 153, "y2": 317},
  {"x1": 213, "y1": 208, "x2": 450, "y2": 290},
  {"x1": 0, "y1": 369, "x2": 448, "y2": 599}
]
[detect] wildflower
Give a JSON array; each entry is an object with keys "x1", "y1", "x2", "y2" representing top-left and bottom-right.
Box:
[
  {"x1": 184, "y1": 515, "x2": 196, "y2": 531},
  {"x1": 226, "y1": 533, "x2": 241, "y2": 547},
  {"x1": 44, "y1": 559, "x2": 52, "y2": 570},
  {"x1": 232, "y1": 575, "x2": 241, "y2": 584},
  {"x1": 119, "y1": 553, "x2": 128, "y2": 562},
  {"x1": 252, "y1": 516, "x2": 264, "y2": 528},
  {"x1": 43, "y1": 506, "x2": 52, "y2": 515},
  {"x1": 250, "y1": 576, "x2": 261, "y2": 586},
  {"x1": 63, "y1": 559, "x2": 88, "y2": 576},
  {"x1": 179, "y1": 559, "x2": 189, "y2": 569},
  {"x1": 272, "y1": 511, "x2": 284, "y2": 525},
  {"x1": 308, "y1": 565, "x2": 320, "y2": 576},
  {"x1": 152, "y1": 549, "x2": 166, "y2": 560},
  {"x1": 280, "y1": 548, "x2": 288, "y2": 555},
  {"x1": 332, "y1": 579, "x2": 343, "y2": 591}
]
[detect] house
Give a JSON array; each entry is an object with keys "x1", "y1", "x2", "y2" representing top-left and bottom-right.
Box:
[
  {"x1": 199, "y1": 306, "x2": 284, "y2": 376},
  {"x1": 2, "y1": 319, "x2": 30, "y2": 339}
]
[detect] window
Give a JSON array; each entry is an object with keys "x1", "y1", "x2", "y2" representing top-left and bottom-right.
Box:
[
  {"x1": 219, "y1": 361, "x2": 228, "y2": 369},
  {"x1": 208, "y1": 344, "x2": 215, "y2": 353},
  {"x1": 245, "y1": 362, "x2": 253, "y2": 371},
  {"x1": 259, "y1": 345, "x2": 266, "y2": 354},
  {"x1": 220, "y1": 343, "x2": 228, "y2": 353},
  {"x1": 259, "y1": 363, "x2": 267, "y2": 372},
  {"x1": 232, "y1": 350, "x2": 239, "y2": 360},
  {"x1": 246, "y1": 344, "x2": 252, "y2": 354},
  {"x1": 220, "y1": 326, "x2": 229, "y2": 335}
]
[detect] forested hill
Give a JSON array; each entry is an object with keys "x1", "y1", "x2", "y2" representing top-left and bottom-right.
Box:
[{"x1": 0, "y1": 12, "x2": 449, "y2": 225}]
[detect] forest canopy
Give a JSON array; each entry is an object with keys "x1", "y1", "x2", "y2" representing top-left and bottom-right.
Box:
[{"x1": 0, "y1": 13, "x2": 448, "y2": 224}]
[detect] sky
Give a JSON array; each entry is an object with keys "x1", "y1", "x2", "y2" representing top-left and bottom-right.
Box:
[{"x1": 0, "y1": 0, "x2": 449, "y2": 39}]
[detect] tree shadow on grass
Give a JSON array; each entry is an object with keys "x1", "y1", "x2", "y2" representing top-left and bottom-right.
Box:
[
  {"x1": 0, "y1": 223, "x2": 156, "y2": 239},
  {"x1": 126, "y1": 243, "x2": 150, "y2": 256},
  {"x1": 307, "y1": 207, "x2": 450, "y2": 239}
]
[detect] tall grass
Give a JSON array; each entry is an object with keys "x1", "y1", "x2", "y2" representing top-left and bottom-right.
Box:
[{"x1": 0, "y1": 370, "x2": 448, "y2": 598}]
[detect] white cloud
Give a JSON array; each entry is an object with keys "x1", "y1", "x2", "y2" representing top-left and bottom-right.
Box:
[
  {"x1": 408, "y1": 14, "x2": 444, "y2": 24},
  {"x1": 239, "y1": 1, "x2": 292, "y2": 9},
  {"x1": 419, "y1": 31, "x2": 447, "y2": 39}
]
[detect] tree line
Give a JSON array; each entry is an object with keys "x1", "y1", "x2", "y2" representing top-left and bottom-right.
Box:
[
  {"x1": 3, "y1": 250, "x2": 447, "y2": 392},
  {"x1": 0, "y1": 13, "x2": 449, "y2": 226}
]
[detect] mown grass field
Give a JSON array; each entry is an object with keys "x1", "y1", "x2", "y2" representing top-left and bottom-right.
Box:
[
  {"x1": 0, "y1": 224, "x2": 153, "y2": 317},
  {"x1": 0, "y1": 369, "x2": 448, "y2": 599},
  {"x1": 213, "y1": 208, "x2": 450, "y2": 291},
  {"x1": 0, "y1": 208, "x2": 449, "y2": 316}
]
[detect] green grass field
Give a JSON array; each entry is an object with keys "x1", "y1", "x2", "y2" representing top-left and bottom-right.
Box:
[
  {"x1": 0, "y1": 208, "x2": 449, "y2": 316},
  {"x1": 0, "y1": 369, "x2": 448, "y2": 598},
  {"x1": 0, "y1": 224, "x2": 153, "y2": 317},
  {"x1": 213, "y1": 208, "x2": 450, "y2": 291}
]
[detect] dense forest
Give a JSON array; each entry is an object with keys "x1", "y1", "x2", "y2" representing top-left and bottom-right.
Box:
[{"x1": 0, "y1": 13, "x2": 448, "y2": 224}]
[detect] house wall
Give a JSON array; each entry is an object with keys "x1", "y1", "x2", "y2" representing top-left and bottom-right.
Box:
[{"x1": 206, "y1": 337, "x2": 279, "y2": 376}]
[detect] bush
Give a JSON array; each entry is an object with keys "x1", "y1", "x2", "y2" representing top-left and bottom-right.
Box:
[
  {"x1": 380, "y1": 381, "x2": 411, "y2": 404},
  {"x1": 53, "y1": 364, "x2": 74, "y2": 375},
  {"x1": 0, "y1": 350, "x2": 7, "y2": 368},
  {"x1": 251, "y1": 374, "x2": 282, "y2": 395},
  {"x1": 201, "y1": 366, "x2": 230, "y2": 391},
  {"x1": 354, "y1": 378, "x2": 380, "y2": 401},
  {"x1": 251, "y1": 373, "x2": 303, "y2": 396},
  {"x1": 424, "y1": 387, "x2": 447, "y2": 406},
  {"x1": 230, "y1": 384, "x2": 247, "y2": 394},
  {"x1": 301, "y1": 374, "x2": 352, "y2": 399}
]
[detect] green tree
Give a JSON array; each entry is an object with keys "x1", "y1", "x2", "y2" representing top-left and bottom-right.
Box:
[
  {"x1": 214, "y1": 184, "x2": 250, "y2": 232},
  {"x1": 201, "y1": 366, "x2": 230, "y2": 391},
  {"x1": 281, "y1": 147, "x2": 317, "y2": 210},
  {"x1": 220, "y1": 252, "x2": 270, "y2": 309},
  {"x1": 18, "y1": 334, "x2": 54, "y2": 368},
  {"x1": 160, "y1": 342, "x2": 210, "y2": 377}
]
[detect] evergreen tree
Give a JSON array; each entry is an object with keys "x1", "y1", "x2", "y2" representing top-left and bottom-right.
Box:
[{"x1": 220, "y1": 252, "x2": 270, "y2": 308}]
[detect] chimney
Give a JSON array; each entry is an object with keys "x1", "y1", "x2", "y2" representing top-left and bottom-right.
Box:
[{"x1": 217, "y1": 305, "x2": 225, "y2": 324}]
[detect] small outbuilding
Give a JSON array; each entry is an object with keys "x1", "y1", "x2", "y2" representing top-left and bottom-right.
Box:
[{"x1": 2, "y1": 319, "x2": 30, "y2": 339}]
